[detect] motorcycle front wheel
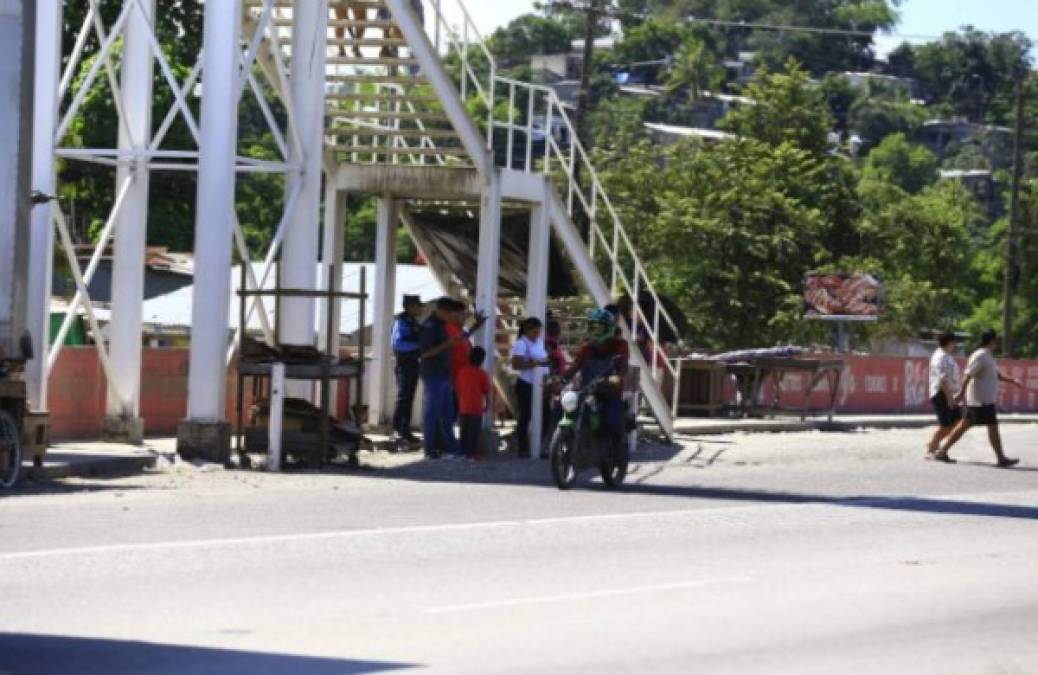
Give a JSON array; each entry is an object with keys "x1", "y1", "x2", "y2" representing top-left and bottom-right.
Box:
[
  {"x1": 549, "y1": 428, "x2": 577, "y2": 491},
  {"x1": 600, "y1": 437, "x2": 629, "y2": 489}
]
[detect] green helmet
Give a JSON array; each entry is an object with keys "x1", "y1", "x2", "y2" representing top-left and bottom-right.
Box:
[{"x1": 587, "y1": 308, "x2": 616, "y2": 344}]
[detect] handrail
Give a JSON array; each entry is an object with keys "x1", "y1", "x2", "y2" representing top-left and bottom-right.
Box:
[{"x1": 413, "y1": 0, "x2": 683, "y2": 416}]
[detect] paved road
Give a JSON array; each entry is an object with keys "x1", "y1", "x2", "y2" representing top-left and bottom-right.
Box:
[{"x1": 1, "y1": 426, "x2": 1037, "y2": 674}]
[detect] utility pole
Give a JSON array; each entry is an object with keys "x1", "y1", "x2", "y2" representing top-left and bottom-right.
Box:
[{"x1": 1002, "y1": 77, "x2": 1025, "y2": 357}]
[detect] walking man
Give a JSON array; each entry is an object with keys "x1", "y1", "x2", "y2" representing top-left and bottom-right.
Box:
[
  {"x1": 926, "y1": 331, "x2": 962, "y2": 458},
  {"x1": 419, "y1": 297, "x2": 462, "y2": 459},
  {"x1": 934, "y1": 329, "x2": 1024, "y2": 467},
  {"x1": 391, "y1": 294, "x2": 423, "y2": 444}
]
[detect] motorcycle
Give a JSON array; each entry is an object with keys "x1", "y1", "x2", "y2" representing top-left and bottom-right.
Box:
[{"x1": 548, "y1": 371, "x2": 633, "y2": 491}]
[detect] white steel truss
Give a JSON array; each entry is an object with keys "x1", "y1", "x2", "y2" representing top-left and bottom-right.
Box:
[{"x1": 29, "y1": 0, "x2": 681, "y2": 457}]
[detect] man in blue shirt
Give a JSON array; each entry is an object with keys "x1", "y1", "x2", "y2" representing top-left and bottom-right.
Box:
[
  {"x1": 419, "y1": 297, "x2": 462, "y2": 458},
  {"x1": 391, "y1": 295, "x2": 424, "y2": 444}
]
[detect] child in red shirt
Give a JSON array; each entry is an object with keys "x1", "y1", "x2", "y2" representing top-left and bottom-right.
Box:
[{"x1": 456, "y1": 346, "x2": 492, "y2": 460}]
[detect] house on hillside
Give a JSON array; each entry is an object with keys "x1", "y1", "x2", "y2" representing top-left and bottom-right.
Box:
[
  {"x1": 913, "y1": 119, "x2": 1015, "y2": 171},
  {"x1": 939, "y1": 169, "x2": 1004, "y2": 221}
]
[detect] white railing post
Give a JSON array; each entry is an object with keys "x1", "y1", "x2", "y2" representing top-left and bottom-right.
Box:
[
  {"x1": 506, "y1": 82, "x2": 515, "y2": 168},
  {"x1": 525, "y1": 86, "x2": 535, "y2": 171}
]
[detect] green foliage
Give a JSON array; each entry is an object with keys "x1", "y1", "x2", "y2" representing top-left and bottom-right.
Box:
[
  {"x1": 664, "y1": 37, "x2": 724, "y2": 103},
  {"x1": 487, "y1": 14, "x2": 575, "y2": 67},
  {"x1": 908, "y1": 29, "x2": 1033, "y2": 124},
  {"x1": 720, "y1": 62, "x2": 835, "y2": 156},
  {"x1": 862, "y1": 134, "x2": 939, "y2": 194}
]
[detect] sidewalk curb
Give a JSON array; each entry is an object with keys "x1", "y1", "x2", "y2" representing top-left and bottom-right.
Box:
[
  {"x1": 25, "y1": 453, "x2": 157, "y2": 481},
  {"x1": 673, "y1": 417, "x2": 1038, "y2": 437}
]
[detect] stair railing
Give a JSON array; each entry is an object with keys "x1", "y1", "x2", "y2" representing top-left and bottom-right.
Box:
[{"x1": 414, "y1": 0, "x2": 683, "y2": 420}]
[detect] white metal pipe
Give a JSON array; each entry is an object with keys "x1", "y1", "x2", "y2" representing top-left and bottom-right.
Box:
[
  {"x1": 368, "y1": 197, "x2": 398, "y2": 427},
  {"x1": 279, "y1": 0, "x2": 328, "y2": 347},
  {"x1": 58, "y1": 3, "x2": 94, "y2": 99},
  {"x1": 186, "y1": 0, "x2": 243, "y2": 421},
  {"x1": 47, "y1": 176, "x2": 135, "y2": 372},
  {"x1": 26, "y1": 0, "x2": 63, "y2": 412},
  {"x1": 267, "y1": 362, "x2": 285, "y2": 471},
  {"x1": 474, "y1": 172, "x2": 502, "y2": 401},
  {"x1": 55, "y1": 0, "x2": 132, "y2": 146},
  {"x1": 106, "y1": 0, "x2": 156, "y2": 420},
  {"x1": 525, "y1": 196, "x2": 551, "y2": 458}
]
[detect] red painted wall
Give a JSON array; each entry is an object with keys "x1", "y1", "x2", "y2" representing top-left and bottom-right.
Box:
[
  {"x1": 46, "y1": 348, "x2": 1038, "y2": 440},
  {"x1": 750, "y1": 355, "x2": 1038, "y2": 414},
  {"x1": 48, "y1": 348, "x2": 354, "y2": 440}
]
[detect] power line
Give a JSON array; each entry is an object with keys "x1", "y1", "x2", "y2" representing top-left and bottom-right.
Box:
[{"x1": 684, "y1": 17, "x2": 942, "y2": 42}]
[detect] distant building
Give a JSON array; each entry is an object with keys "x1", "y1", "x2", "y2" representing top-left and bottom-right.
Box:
[
  {"x1": 840, "y1": 71, "x2": 924, "y2": 103},
  {"x1": 939, "y1": 169, "x2": 1004, "y2": 221},
  {"x1": 913, "y1": 119, "x2": 1014, "y2": 171}
]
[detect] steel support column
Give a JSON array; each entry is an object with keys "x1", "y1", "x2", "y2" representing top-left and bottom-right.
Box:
[
  {"x1": 103, "y1": 0, "x2": 155, "y2": 444},
  {"x1": 178, "y1": 0, "x2": 242, "y2": 462},
  {"x1": 319, "y1": 182, "x2": 346, "y2": 355},
  {"x1": 25, "y1": 0, "x2": 60, "y2": 412},
  {"x1": 279, "y1": 0, "x2": 328, "y2": 347},
  {"x1": 368, "y1": 196, "x2": 398, "y2": 427},
  {"x1": 475, "y1": 171, "x2": 502, "y2": 425},
  {"x1": 525, "y1": 198, "x2": 551, "y2": 458}
]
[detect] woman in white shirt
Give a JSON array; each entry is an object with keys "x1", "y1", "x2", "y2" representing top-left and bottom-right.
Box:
[{"x1": 511, "y1": 317, "x2": 552, "y2": 459}]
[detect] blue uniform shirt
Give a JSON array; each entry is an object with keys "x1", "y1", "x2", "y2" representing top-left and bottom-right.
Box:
[{"x1": 392, "y1": 312, "x2": 421, "y2": 355}]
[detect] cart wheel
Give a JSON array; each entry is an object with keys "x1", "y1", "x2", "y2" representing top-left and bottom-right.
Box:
[
  {"x1": 239, "y1": 453, "x2": 253, "y2": 470},
  {"x1": 0, "y1": 410, "x2": 23, "y2": 489},
  {"x1": 347, "y1": 452, "x2": 360, "y2": 469}
]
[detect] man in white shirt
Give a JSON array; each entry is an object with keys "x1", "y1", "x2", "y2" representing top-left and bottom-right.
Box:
[
  {"x1": 926, "y1": 332, "x2": 962, "y2": 457},
  {"x1": 934, "y1": 330, "x2": 1023, "y2": 468}
]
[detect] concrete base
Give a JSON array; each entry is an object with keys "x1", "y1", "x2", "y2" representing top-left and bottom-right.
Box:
[
  {"x1": 102, "y1": 415, "x2": 145, "y2": 445},
  {"x1": 176, "y1": 420, "x2": 231, "y2": 464}
]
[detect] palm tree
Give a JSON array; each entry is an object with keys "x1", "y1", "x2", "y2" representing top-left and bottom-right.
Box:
[{"x1": 664, "y1": 38, "x2": 723, "y2": 103}]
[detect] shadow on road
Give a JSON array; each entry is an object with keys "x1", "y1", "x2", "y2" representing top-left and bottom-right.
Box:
[
  {"x1": 617, "y1": 483, "x2": 1038, "y2": 521},
  {"x1": 342, "y1": 449, "x2": 1038, "y2": 522},
  {"x1": 0, "y1": 633, "x2": 417, "y2": 675}
]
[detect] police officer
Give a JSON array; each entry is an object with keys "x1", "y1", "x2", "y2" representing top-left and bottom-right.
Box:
[{"x1": 391, "y1": 295, "x2": 424, "y2": 444}]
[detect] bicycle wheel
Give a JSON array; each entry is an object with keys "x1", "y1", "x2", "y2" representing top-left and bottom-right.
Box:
[{"x1": 0, "y1": 410, "x2": 22, "y2": 488}]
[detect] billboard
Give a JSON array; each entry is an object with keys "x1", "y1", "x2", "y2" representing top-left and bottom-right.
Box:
[{"x1": 803, "y1": 273, "x2": 881, "y2": 320}]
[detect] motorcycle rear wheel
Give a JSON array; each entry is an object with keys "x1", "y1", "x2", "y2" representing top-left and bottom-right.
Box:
[{"x1": 549, "y1": 429, "x2": 577, "y2": 490}]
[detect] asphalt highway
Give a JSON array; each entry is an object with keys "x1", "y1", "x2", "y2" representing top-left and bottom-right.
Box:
[{"x1": 1, "y1": 426, "x2": 1036, "y2": 674}]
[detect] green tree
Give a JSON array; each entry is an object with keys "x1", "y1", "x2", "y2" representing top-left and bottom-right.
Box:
[
  {"x1": 487, "y1": 14, "x2": 575, "y2": 68},
  {"x1": 721, "y1": 62, "x2": 835, "y2": 156},
  {"x1": 664, "y1": 37, "x2": 724, "y2": 102},
  {"x1": 862, "y1": 133, "x2": 939, "y2": 194},
  {"x1": 908, "y1": 29, "x2": 1033, "y2": 124}
]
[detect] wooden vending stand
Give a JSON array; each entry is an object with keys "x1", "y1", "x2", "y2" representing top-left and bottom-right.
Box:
[{"x1": 235, "y1": 267, "x2": 368, "y2": 469}]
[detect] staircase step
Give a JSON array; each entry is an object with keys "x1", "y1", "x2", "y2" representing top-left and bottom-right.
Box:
[
  {"x1": 327, "y1": 109, "x2": 451, "y2": 123},
  {"x1": 328, "y1": 38, "x2": 407, "y2": 48},
  {"x1": 329, "y1": 128, "x2": 460, "y2": 139},
  {"x1": 331, "y1": 144, "x2": 470, "y2": 157},
  {"x1": 327, "y1": 56, "x2": 418, "y2": 67},
  {"x1": 328, "y1": 93, "x2": 441, "y2": 104},
  {"x1": 328, "y1": 19, "x2": 398, "y2": 30},
  {"x1": 328, "y1": 74, "x2": 426, "y2": 86}
]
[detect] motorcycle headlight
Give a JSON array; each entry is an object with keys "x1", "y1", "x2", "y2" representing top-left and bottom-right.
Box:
[{"x1": 561, "y1": 391, "x2": 580, "y2": 413}]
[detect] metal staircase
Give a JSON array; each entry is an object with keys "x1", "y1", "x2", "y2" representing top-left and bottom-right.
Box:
[{"x1": 243, "y1": 0, "x2": 683, "y2": 437}]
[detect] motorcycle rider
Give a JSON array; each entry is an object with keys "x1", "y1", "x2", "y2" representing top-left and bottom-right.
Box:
[{"x1": 564, "y1": 308, "x2": 630, "y2": 435}]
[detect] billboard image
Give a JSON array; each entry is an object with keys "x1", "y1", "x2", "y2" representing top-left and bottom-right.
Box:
[{"x1": 804, "y1": 273, "x2": 881, "y2": 319}]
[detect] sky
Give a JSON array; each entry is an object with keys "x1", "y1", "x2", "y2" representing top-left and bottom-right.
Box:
[{"x1": 444, "y1": 0, "x2": 1037, "y2": 56}]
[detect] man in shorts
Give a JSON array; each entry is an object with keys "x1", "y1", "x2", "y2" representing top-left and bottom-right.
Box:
[
  {"x1": 926, "y1": 331, "x2": 962, "y2": 458},
  {"x1": 934, "y1": 329, "x2": 1023, "y2": 468}
]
